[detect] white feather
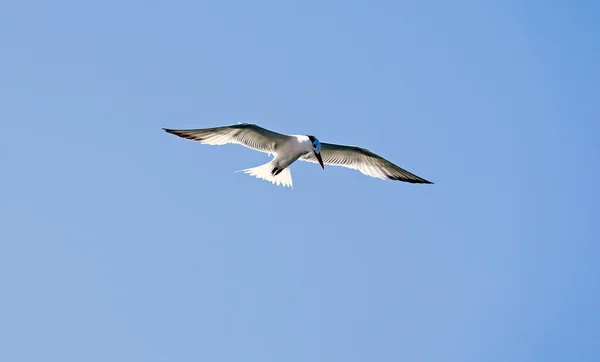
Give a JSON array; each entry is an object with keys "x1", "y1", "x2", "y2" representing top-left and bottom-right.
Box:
[{"x1": 238, "y1": 161, "x2": 293, "y2": 188}]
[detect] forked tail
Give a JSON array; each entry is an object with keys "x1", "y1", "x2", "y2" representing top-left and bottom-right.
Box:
[{"x1": 237, "y1": 161, "x2": 293, "y2": 188}]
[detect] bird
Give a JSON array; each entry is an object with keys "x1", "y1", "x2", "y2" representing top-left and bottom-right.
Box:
[{"x1": 163, "y1": 123, "x2": 433, "y2": 188}]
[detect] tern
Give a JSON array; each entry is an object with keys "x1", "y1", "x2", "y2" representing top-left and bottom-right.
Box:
[{"x1": 163, "y1": 123, "x2": 433, "y2": 188}]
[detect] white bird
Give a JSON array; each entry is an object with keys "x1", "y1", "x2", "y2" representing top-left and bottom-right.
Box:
[{"x1": 163, "y1": 123, "x2": 433, "y2": 188}]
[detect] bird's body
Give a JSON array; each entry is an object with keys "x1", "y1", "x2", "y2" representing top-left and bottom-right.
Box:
[
  {"x1": 270, "y1": 135, "x2": 311, "y2": 170},
  {"x1": 164, "y1": 123, "x2": 432, "y2": 188},
  {"x1": 238, "y1": 135, "x2": 313, "y2": 187}
]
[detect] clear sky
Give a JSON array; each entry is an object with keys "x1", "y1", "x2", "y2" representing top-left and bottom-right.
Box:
[{"x1": 1, "y1": 1, "x2": 599, "y2": 361}]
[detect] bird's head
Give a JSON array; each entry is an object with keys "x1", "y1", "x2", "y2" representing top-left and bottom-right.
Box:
[{"x1": 307, "y1": 135, "x2": 324, "y2": 169}]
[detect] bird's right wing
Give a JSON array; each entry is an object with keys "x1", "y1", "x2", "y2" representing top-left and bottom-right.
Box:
[
  {"x1": 301, "y1": 142, "x2": 432, "y2": 184},
  {"x1": 163, "y1": 123, "x2": 291, "y2": 155}
]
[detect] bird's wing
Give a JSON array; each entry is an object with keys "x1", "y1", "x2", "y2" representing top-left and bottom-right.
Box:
[
  {"x1": 300, "y1": 142, "x2": 433, "y2": 184},
  {"x1": 163, "y1": 123, "x2": 290, "y2": 154}
]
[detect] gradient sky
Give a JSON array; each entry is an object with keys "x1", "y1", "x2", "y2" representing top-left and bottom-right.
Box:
[{"x1": 1, "y1": 1, "x2": 599, "y2": 361}]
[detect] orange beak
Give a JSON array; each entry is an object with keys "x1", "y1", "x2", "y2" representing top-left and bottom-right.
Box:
[{"x1": 315, "y1": 152, "x2": 324, "y2": 169}]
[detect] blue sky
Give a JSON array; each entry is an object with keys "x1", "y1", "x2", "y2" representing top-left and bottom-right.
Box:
[{"x1": 1, "y1": 1, "x2": 598, "y2": 361}]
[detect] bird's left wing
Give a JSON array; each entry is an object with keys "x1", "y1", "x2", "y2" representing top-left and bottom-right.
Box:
[
  {"x1": 301, "y1": 142, "x2": 432, "y2": 184},
  {"x1": 163, "y1": 123, "x2": 290, "y2": 154}
]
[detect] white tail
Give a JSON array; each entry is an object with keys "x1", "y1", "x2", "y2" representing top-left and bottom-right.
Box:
[{"x1": 237, "y1": 161, "x2": 293, "y2": 188}]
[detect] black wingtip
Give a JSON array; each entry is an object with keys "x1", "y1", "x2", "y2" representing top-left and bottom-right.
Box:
[
  {"x1": 163, "y1": 128, "x2": 180, "y2": 136},
  {"x1": 388, "y1": 175, "x2": 433, "y2": 184},
  {"x1": 412, "y1": 179, "x2": 434, "y2": 184}
]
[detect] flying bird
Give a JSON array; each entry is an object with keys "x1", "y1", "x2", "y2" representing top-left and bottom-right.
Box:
[{"x1": 163, "y1": 123, "x2": 432, "y2": 188}]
